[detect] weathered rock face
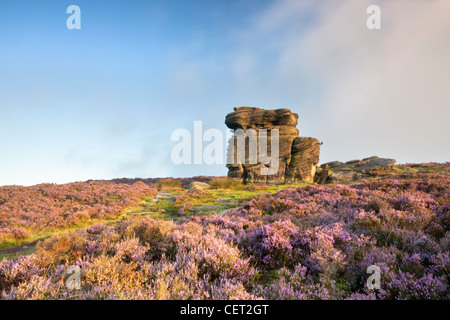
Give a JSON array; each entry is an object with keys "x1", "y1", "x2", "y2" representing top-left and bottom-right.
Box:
[
  {"x1": 286, "y1": 137, "x2": 321, "y2": 183},
  {"x1": 188, "y1": 181, "x2": 210, "y2": 191},
  {"x1": 225, "y1": 107, "x2": 320, "y2": 184},
  {"x1": 316, "y1": 156, "x2": 397, "y2": 184}
]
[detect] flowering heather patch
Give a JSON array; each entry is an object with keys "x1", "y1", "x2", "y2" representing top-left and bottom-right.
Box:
[
  {"x1": 0, "y1": 171, "x2": 448, "y2": 299},
  {"x1": 402, "y1": 162, "x2": 450, "y2": 168},
  {"x1": 0, "y1": 181, "x2": 157, "y2": 245}
]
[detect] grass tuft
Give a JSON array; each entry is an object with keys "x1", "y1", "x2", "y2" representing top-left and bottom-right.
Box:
[
  {"x1": 208, "y1": 178, "x2": 244, "y2": 190},
  {"x1": 157, "y1": 178, "x2": 182, "y2": 190}
]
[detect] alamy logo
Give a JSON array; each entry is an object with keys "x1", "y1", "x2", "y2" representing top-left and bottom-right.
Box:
[
  {"x1": 67, "y1": 5, "x2": 81, "y2": 30},
  {"x1": 366, "y1": 5, "x2": 381, "y2": 30},
  {"x1": 171, "y1": 121, "x2": 279, "y2": 175},
  {"x1": 65, "y1": 265, "x2": 81, "y2": 290},
  {"x1": 366, "y1": 265, "x2": 381, "y2": 290}
]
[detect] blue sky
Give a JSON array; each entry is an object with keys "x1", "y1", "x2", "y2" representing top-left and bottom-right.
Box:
[{"x1": 1, "y1": 0, "x2": 449, "y2": 186}]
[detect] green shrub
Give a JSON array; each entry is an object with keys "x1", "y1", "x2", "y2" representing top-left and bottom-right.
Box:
[
  {"x1": 208, "y1": 178, "x2": 244, "y2": 189},
  {"x1": 157, "y1": 178, "x2": 182, "y2": 190}
]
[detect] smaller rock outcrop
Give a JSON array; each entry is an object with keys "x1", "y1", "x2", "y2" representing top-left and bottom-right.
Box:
[
  {"x1": 188, "y1": 181, "x2": 210, "y2": 191},
  {"x1": 315, "y1": 156, "x2": 396, "y2": 184}
]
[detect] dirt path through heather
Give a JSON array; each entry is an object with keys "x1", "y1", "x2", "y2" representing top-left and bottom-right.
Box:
[
  {"x1": 0, "y1": 191, "x2": 260, "y2": 257},
  {"x1": 0, "y1": 194, "x2": 172, "y2": 257},
  {"x1": 0, "y1": 240, "x2": 41, "y2": 256}
]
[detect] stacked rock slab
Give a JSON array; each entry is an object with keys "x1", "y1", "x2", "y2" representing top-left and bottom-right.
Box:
[
  {"x1": 315, "y1": 156, "x2": 397, "y2": 184},
  {"x1": 225, "y1": 107, "x2": 320, "y2": 184}
]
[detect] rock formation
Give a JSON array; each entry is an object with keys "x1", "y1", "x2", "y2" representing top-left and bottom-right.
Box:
[
  {"x1": 188, "y1": 181, "x2": 210, "y2": 191},
  {"x1": 225, "y1": 107, "x2": 320, "y2": 184},
  {"x1": 315, "y1": 156, "x2": 396, "y2": 184}
]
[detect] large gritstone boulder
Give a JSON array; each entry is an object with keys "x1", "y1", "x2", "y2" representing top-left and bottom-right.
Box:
[{"x1": 225, "y1": 107, "x2": 320, "y2": 184}]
